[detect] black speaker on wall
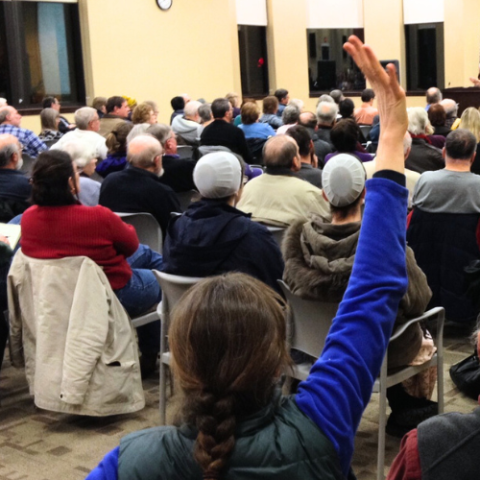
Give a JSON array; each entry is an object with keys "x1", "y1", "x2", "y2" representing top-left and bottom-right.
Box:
[
  {"x1": 309, "y1": 33, "x2": 316, "y2": 58},
  {"x1": 316, "y1": 60, "x2": 336, "y2": 91}
]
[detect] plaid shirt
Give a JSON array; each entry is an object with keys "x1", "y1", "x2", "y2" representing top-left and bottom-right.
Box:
[{"x1": 0, "y1": 124, "x2": 48, "y2": 157}]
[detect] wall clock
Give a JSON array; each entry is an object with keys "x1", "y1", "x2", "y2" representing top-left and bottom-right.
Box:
[{"x1": 157, "y1": 0, "x2": 172, "y2": 11}]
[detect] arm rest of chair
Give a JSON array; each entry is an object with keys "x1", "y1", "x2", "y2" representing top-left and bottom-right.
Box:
[{"x1": 389, "y1": 307, "x2": 445, "y2": 342}]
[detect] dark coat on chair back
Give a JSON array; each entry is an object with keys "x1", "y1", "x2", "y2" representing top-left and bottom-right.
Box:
[
  {"x1": 405, "y1": 138, "x2": 444, "y2": 174},
  {"x1": 407, "y1": 208, "x2": 480, "y2": 322}
]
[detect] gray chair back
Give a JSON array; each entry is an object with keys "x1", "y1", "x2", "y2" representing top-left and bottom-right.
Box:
[
  {"x1": 177, "y1": 145, "x2": 194, "y2": 159},
  {"x1": 116, "y1": 212, "x2": 162, "y2": 253}
]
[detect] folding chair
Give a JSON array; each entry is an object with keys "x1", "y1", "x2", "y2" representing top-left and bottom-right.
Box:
[
  {"x1": 177, "y1": 145, "x2": 194, "y2": 159},
  {"x1": 175, "y1": 190, "x2": 197, "y2": 212},
  {"x1": 116, "y1": 212, "x2": 163, "y2": 253},
  {"x1": 267, "y1": 226, "x2": 286, "y2": 249},
  {"x1": 153, "y1": 271, "x2": 202, "y2": 424}
]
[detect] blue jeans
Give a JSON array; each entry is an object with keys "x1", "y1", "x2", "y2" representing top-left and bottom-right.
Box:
[{"x1": 115, "y1": 244, "x2": 162, "y2": 354}]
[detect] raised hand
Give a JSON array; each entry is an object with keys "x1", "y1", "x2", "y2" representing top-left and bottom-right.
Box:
[{"x1": 469, "y1": 76, "x2": 480, "y2": 88}]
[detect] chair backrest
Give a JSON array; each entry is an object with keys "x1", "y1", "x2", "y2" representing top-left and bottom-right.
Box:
[
  {"x1": 198, "y1": 145, "x2": 232, "y2": 158},
  {"x1": 359, "y1": 125, "x2": 372, "y2": 142},
  {"x1": 266, "y1": 226, "x2": 286, "y2": 247},
  {"x1": 175, "y1": 190, "x2": 197, "y2": 211},
  {"x1": 20, "y1": 153, "x2": 35, "y2": 175},
  {"x1": 116, "y1": 212, "x2": 163, "y2": 253},
  {"x1": 154, "y1": 271, "x2": 202, "y2": 317},
  {"x1": 278, "y1": 280, "x2": 338, "y2": 358},
  {"x1": 177, "y1": 145, "x2": 194, "y2": 159}
]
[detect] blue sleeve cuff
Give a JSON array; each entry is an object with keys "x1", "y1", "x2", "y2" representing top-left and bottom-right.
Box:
[{"x1": 85, "y1": 447, "x2": 119, "y2": 480}]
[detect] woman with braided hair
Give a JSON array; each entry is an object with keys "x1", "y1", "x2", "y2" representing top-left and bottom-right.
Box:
[{"x1": 86, "y1": 36, "x2": 409, "y2": 480}]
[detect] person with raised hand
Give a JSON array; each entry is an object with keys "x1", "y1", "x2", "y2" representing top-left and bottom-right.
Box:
[{"x1": 84, "y1": 36, "x2": 409, "y2": 480}]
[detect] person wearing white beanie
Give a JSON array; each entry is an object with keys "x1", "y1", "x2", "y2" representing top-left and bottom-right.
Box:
[{"x1": 161, "y1": 151, "x2": 284, "y2": 294}]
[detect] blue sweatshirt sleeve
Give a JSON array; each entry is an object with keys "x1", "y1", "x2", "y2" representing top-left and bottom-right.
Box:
[
  {"x1": 85, "y1": 447, "x2": 119, "y2": 480},
  {"x1": 295, "y1": 177, "x2": 409, "y2": 476}
]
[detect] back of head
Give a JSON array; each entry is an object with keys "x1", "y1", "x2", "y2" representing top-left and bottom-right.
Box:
[
  {"x1": 316, "y1": 101, "x2": 338, "y2": 126},
  {"x1": 75, "y1": 106, "x2": 97, "y2": 130},
  {"x1": 211, "y1": 98, "x2": 231, "y2": 119},
  {"x1": 445, "y1": 129, "x2": 477, "y2": 160},
  {"x1": 131, "y1": 102, "x2": 153, "y2": 125},
  {"x1": 58, "y1": 139, "x2": 96, "y2": 169},
  {"x1": 263, "y1": 135, "x2": 298, "y2": 169},
  {"x1": 440, "y1": 99, "x2": 458, "y2": 118},
  {"x1": 240, "y1": 102, "x2": 259, "y2": 125},
  {"x1": 330, "y1": 118, "x2": 358, "y2": 152},
  {"x1": 40, "y1": 108, "x2": 60, "y2": 131},
  {"x1": 184, "y1": 100, "x2": 201, "y2": 118},
  {"x1": 193, "y1": 152, "x2": 243, "y2": 199},
  {"x1": 361, "y1": 88, "x2": 375, "y2": 103},
  {"x1": 31, "y1": 150, "x2": 76, "y2": 206},
  {"x1": 127, "y1": 134, "x2": 163, "y2": 168},
  {"x1": 459, "y1": 107, "x2": 480, "y2": 143},
  {"x1": 225, "y1": 92, "x2": 239, "y2": 108},
  {"x1": 317, "y1": 94, "x2": 334, "y2": 104},
  {"x1": 407, "y1": 107, "x2": 429, "y2": 135},
  {"x1": 274, "y1": 88, "x2": 288, "y2": 103},
  {"x1": 287, "y1": 125, "x2": 311, "y2": 157},
  {"x1": 0, "y1": 107, "x2": 13, "y2": 125},
  {"x1": 126, "y1": 124, "x2": 152, "y2": 145},
  {"x1": 199, "y1": 103, "x2": 213, "y2": 123},
  {"x1": 0, "y1": 134, "x2": 20, "y2": 168},
  {"x1": 106, "y1": 122, "x2": 133, "y2": 155},
  {"x1": 92, "y1": 96, "x2": 107, "y2": 111},
  {"x1": 106, "y1": 96, "x2": 126, "y2": 114},
  {"x1": 330, "y1": 89, "x2": 344, "y2": 104},
  {"x1": 146, "y1": 123, "x2": 172, "y2": 147},
  {"x1": 339, "y1": 99, "x2": 355, "y2": 118},
  {"x1": 282, "y1": 105, "x2": 300, "y2": 125},
  {"x1": 298, "y1": 111, "x2": 317, "y2": 130},
  {"x1": 427, "y1": 104, "x2": 446, "y2": 127},
  {"x1": 171, "y1": 96, "x2": 185, "y2": 111},
  {"x1": 42, "y1": 96, "x2": 56, "y2": 109},
  {"x1": 262, "y1": 96, "x2": 279, "y2": 115},
  {"x1": 426, "y1": 87, "x2": 442, "y2": 105},
  {"x1": 170, "y1": 272, "x2": 289, "y2": 480}
]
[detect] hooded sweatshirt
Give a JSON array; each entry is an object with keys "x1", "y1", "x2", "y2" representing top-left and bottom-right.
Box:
[
  {"x1": 171, "y1": 116, "x2": 201, "y2": 144},
  {"x1": 162, "y1": 199, "x2": 284, "y2": 294}
]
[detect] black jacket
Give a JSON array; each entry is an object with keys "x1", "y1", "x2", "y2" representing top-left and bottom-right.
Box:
[
  {"x1": 405, "y1": 138, "x2": 444, "y2": 173},
  {"x1": 200, "y1": 119, "x2": 253, "y2": 163},
  {"x1": 162, "y1": 199, "x2": 284, "y2": 294},
  {"x1": 99, "y1": 166, "x2": 181, "y2": 236},
  {"x1": 159, "y1": 154, "x2": 196, "y2": 193}
]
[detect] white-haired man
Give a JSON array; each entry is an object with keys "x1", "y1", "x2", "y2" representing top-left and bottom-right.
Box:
[
  {"x1": 425, "y1": 87, "x2": 442, "y2": 112},
  {"x1": 52, "y1": 107, "x2": 107, "y2": 159},
  {"x1": 315, "y1": 101, "x2": 338, "y2": 146},
  {"x1": 171, "y1": 100, "x2": 202, "y2": 145},
  {"x1": 440, "y1": 98, "x2": 460, "y2": 130}
]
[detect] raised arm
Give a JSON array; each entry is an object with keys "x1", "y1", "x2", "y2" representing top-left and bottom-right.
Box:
[{"x1": 295, "y1": 36, "x2": 409, "y2": 476}]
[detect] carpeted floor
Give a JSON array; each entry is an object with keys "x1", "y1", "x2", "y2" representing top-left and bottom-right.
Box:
[{"x1": 0, "y1": 325, "x2": 476, "y2": 480}]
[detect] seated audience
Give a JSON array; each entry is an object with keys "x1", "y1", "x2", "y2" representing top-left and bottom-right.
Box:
[
  {"x1": 324, "y1": 118, "x2": 374, "y2": 163},
  {"x1": 298, "y1": 111, "x2": 332, "y2": 167},
  {"x1": 329, "y1": 89, "x2": 345, "y2": 105},
  {"x1": 197, "y1": 103, "x2": 213, "y2": 137},
  {"x1": 0, "y1": 106, "x2": 47, "y2": 157},
  {"x1": 131, "y1": 102, "x2": 158, "y2": 125},
  {"x1": 458, "y1": 106, "x2": 480, "y2": 174},
  {"x1": 354, "y1": 88, "x2": 378, "y2": 125},
  {"x1": 338, "y1": 98, "x2": 355, "y2": 121},
  {"x1": 92, "y1": 96, "x2": 107, "y2": 119},
  {"x1": 406, "y1": 108, "x2": 444, "y2": 173},
  {"x1": 276, "y1": 104, "x2": 300, "y2": 134},
  {"x1": 274, "y1": 87, "x2": 289, "y2": 117},
  {"x1": 287, "y1": 125, "x2": 322, "y2": 188},
  {"x1": 99, "y1": 135, "x2": 181, "y2": 235},
  {"x1": 171, "y1": 100, "x2": 202, "y2": 145},
  {"x1": 237, "y1": 135, "x2": 329, "y2": 226},
  {"x1": 425, "y1": 86, "x2": 442, "y2": 112},
  {"x1": 85, "y1": 36, "x2": 414, "y2": 480},
  {"x1": 58, "y1": 140, "x2": 101, "y2": 206},
  {"x1": 0, "y1": 134, "x2": 31, "y2": 221},
  {"x1": 226, "y1": 92, "x2": 241, "y2": 118},
  {"x1": 162, "y1": 152, "x2": 283, "y2": 293},
  {"x1": 52, "y1": 107, "x2": 108, "y2": 160},
  {"x1": 42, "y1": 96, "x2": 74, "y2": 133},
  {"x1": 260, "y1": 95, "x2": 283, "y2": 130},
  {"x1": 440, "y1": 98, "x2": 460, "y2": 130},
  {"x1": 147, "y1": 123, "x2": 196, "y2": 193},
  {"x1": 20, "y1": 150, "x2": 162, "y2": 373},
  {"x1": 170, "y1": 96, "x2": 185, "y2": 124},
  {"x1": 233, "y1": 98, "x2": 256, "y2": 126},
  {"x1": 38, "y1": 108, "x2": 63, "y2": 143},
  {"x1": 200, "y1": 97, "x2": 252, "y2": 163},
  {"x1": 99, "y1": 96, "x2": 131, "y2": 138},
  {"x1": 96, "y1": 122, "x2": 133, "y2": 178},
  {"x1": 316, "y1": 101, "x2": 338, "y2": 146},
  {"x1": 238, "y1": 102, "x2": 276, "y2": 139},
  {"x1": 427, "y1": 103, "x2": 450, "y2": 137}
]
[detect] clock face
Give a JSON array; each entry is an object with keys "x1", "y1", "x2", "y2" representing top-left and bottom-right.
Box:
[{"x1": 156, "y1": 0, "x2": 172, "y2": 10}]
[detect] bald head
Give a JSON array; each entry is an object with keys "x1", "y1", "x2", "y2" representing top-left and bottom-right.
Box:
[
  {"x1": 299, "y1": 111, "x2": 317, "y2": 130},
  {"x1": 184, "y1": 100, "x2": 201, "y2": 121},
  {"x1": 440, "y1": 99, "x2": 458, "y2": 118},
  {"x1": 263, "y1": 135, "x2": 299, "y2": 170},
  {"x1": 0, "y1": 133, "x2": 22, "y2": 168},
  {"x1": 127, "y1": 135, "x2": 163, "y2": 171},
  {"x1": 0, "y1": 106, "x2": 21, "y2": 127},
  {"x1": 426, "y1": 87, "x2": 442, "y2": 105}
]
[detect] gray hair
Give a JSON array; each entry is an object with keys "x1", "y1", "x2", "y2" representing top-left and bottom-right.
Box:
[
  {"x1": 184, "y1": 100, "x2": 201, "y2": 118},
  {"x1": 330, "y1": 90, "x2": 344, "y2": 104},
  {"x1": 127, "y1": 124, "x2": 151, "y2": 144},
  {"x1": 317, "y1": 94, "x2": 335, "y2": 105},
  {"x1": 0, "y1": 136, "x2": 20, "y2": 168},
  {"x1": 0, "y1": 107, "x2": 12, "y2": 125},
  {"x1": 289, "y1": 98, "x2": 304, "y2": 111},
  {"x1": 57, "y1": 139, "x2": 96, "y2": 169},
  {"x1": 426, "y1": 87, "x2": 442, "y2": 104},
  {"x1": 403, "y1": 132, "x2": 412, "y2": 156},
  {"x1": 440, "y1": 99, "x2": 458, "y2": 118},
  {"x1": 74, "y1": 107, "x2": 98, "y2": 130},
  {"x1": 146, "y1": 123, "x2": 172, "y2": 147},
  {"x1": 316, "y1": 101, "x2": 338, "y2": 125},
  {"x1": 40, "y1": 108, "x2": 60, "y2": 131},
  {"x1": 198, "y1": 103, "x2": 212, "y2": 123},
  {"x1": 282, "y1": 105, "x2": 300, "y2": 125},
  {"x1": 127, "y1": 135, "x2": 163, "y2": 169},
  {"x1": 407, "y1": 107, "x2": 429, "y2": 135}
]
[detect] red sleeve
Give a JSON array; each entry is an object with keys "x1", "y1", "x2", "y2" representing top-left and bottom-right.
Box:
[
  {"x1": 103, "y1": 208, "x2": 139, "y2": 257},
  {"x1": 406, "y1": 209, "x2": 413, "y2": 230},
  {"x1": 387, "y1": 429, "x2": 422, "y2": 480}
]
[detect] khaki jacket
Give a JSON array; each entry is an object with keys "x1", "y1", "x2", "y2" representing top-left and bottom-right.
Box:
[{"x1": 8, "y1": 251, "x2": 145, "y2": 416}]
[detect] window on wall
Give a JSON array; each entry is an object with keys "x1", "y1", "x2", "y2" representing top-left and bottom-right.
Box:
[
  {"x1": 238, "y1": 25, "x2": 269, "y2": 97},
  {"x1": 307, "y1": 28, "x2": 366, "y2": 94},
  {"x1": 0, "y1": 1, "x2": 85, "y2": 110},
  {"x1": 405, "y1": 23, "x2": 445, "y2": 91}
]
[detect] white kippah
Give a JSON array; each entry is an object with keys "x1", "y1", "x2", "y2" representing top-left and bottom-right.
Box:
[
  {"x1": 193, "y1": 152, "x2": 242, "y2": 199},
  {"x1": 322, "y1": 154, "x2": 366, "y2": 207}
]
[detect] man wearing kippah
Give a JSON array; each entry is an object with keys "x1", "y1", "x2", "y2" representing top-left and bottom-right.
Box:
[{"x1": 282, "y1": 153, "x2": 438, "y2": 437}]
